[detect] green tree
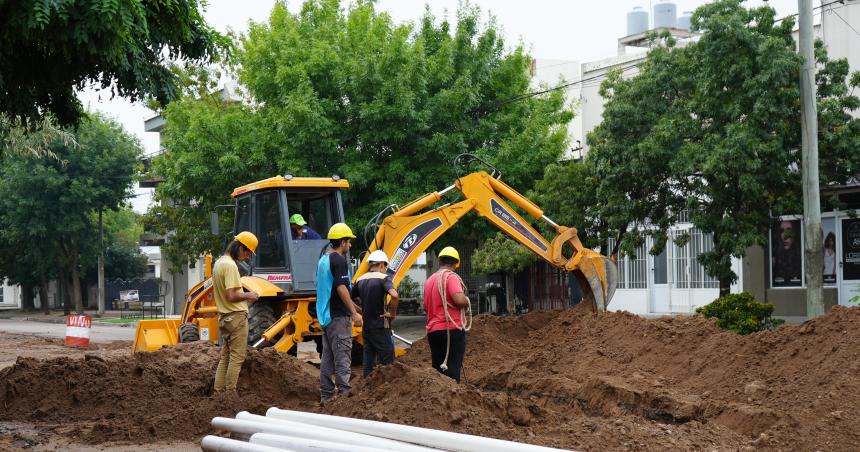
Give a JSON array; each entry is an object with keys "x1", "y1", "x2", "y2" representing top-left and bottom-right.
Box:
[
  {"x1": 0, "y1": 114, "x2": 74, "y2": 161},
  {"x1": 83, "y1": 208, "x2": 149, "y2": 281},
  {"x1": 0, "y1": 113, "x2": 141, "y2": 313},
  {"x1": 151, "y1": 0, "x2": 572, "y2": 268},
  {"x1": 588, "y1": 0, "x2": 860, "y2": 294},
  {"x1": 0, "y1": 0, "x2": 228, "y2": 124}
]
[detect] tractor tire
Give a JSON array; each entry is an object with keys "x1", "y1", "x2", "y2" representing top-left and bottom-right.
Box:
[
  {"x1": 179, "y1": 322, "x2": 200, "y2": 343},
  {"x1": 248, "y1": 301, "x2": 276, "y2": 348}
]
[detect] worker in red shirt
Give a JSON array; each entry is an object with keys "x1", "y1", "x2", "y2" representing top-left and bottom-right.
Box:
[{"x1": 423, "y1": 246, "x2": 471, "y2": 383}]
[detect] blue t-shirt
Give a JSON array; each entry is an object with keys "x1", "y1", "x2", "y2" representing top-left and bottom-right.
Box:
[{"x1": 315, "y1": 252, "x2": 351, "y2": 327}]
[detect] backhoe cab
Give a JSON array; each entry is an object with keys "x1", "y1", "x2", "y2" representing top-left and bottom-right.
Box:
[{"x1": 133, "y1": 175, "x2": 349, "y2": 353}]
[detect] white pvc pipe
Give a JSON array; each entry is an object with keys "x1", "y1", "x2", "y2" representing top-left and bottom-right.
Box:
[
  {"x1": 201, "y1": 435, "x2": 292, "y2": 452},
  {"x1": 213, "y1": 416, "x2": 430, "y2": 452},
  {"x1": 266, "y1": 408, "x2": 573, "y2": 452},
  {"x1": 237, "y1": 411, "x2": 427, "y2": 450},
  {"x1": 250, "y1": 432, "x2": 382, "y2": 452}
]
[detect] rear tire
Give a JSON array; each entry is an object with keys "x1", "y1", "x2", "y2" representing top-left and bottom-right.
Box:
[
  {"x1": 248, "y1": 302, "x2": 276, "y2": 347},
  {"x1": 179, "y1": 322, "x2": 199, "y2": 342}
]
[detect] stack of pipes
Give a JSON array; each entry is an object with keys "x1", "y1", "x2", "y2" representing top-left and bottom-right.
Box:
[{"x1": 201, "y1": 408, "x2": 574, "y2": 452}]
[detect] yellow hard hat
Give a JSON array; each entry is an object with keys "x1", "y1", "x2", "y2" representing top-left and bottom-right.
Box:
[
  {"x1": 439, "y1": 246, "x2": 460, "y2": 268},
  {"x1": 327, "y1": 223, "x2": 356, "y2": 240},
  {"x1": 235, "y1": 231, "x2": 258, "y2": 254}
]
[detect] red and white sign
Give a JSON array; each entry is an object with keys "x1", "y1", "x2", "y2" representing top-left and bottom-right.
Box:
[
  {"x1": 257, "y1": 273, "x2": 293, "y2": 283},
  {"x1": 65, "y1": 314, "x2": 92, "y2": 348}
]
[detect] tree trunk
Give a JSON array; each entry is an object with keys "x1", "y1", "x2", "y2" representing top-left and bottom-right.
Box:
[
  {"x1": 719, "y1": 279, "x2": 731, "y2": 298},
  {"x1": 59, "y1": 266, "x2": 70, "y2": 316},
  {"x1": 21, "y1": 284, "x2": 35, "y2": 311},
  {"x1": 39, "y1": 278, "x2": 50, "y2": 314},
  {"x1": 70, "y1": 257, "x2": 83, "y2": 314}
]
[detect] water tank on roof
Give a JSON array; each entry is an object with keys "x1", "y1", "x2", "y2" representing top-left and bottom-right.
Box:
[
  {"x1": 653, "y1": 1, "x2": 677, "y2": 29},
  {"x1": 677, "y1": 11, "x2": 693, "y2": 31},
  {"x1": 627, "y1": 6, "x2": 649, "y2": 36}
]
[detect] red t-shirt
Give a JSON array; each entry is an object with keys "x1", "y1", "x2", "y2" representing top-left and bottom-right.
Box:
[{"x1": 424, "y1": 270, "x2": 465, "y2": 333}]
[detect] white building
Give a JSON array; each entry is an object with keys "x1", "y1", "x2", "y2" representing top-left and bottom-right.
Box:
[{"x1": 555, "y1": 1, "x2": 859, "y2": 318}]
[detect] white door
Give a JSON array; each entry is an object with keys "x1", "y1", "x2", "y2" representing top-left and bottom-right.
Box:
[
  {"x1": 651, "y1": 246, "x2": 670, "y2": 312},
  {"x1": 839, "y1": 218, "x2": 860, "y2": 306}
]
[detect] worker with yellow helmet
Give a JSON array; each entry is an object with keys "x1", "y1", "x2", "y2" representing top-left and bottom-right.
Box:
[
  {"x1": 423, "y1": 246, "x2": 471, "y2": 383},
  {"x1": 213, "y1": 231, "x2": 260, "y2": 394},
  {"x1": 316, "y1": 223, "x2": 363, "y2": 404}
]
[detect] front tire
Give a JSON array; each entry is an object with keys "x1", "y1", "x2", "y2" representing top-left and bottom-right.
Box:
[
  {"x1": 248, "y1": 302, "x2": 276, "y2": 347},
  {"x1": 179, "y1": 322, "x2": 199, "y2": 342}
]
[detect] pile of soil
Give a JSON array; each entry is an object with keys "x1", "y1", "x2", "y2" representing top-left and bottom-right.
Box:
[
  {"x1": 4, "y1": 305, "x2": 860, "y2": 450},
  {"x1": 0, "y1": 341, "x2": 319, "y2": 445},
  {"x1": 328, "y1": 305, "x2": 860, "y2": 450}
]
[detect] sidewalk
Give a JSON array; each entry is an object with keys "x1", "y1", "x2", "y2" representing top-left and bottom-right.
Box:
[{"x1": 0, "y1": 308, "x2": 177, "y2": 327}]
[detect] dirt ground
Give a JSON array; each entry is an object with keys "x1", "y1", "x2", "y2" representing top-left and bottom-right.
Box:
[{"x1": 2, "y1": 306, "x2": 860, "y2": 451}]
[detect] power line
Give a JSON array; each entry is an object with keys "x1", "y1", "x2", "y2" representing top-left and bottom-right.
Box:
[
  {"x1": 829, "y1": 6, "x2": 860, "y2": 38},
  {"x1": 478, "y1": 0, "x2": 853, "y2": 116}
]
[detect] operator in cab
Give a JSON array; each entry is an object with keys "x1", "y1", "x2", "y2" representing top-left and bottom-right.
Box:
[
  {"x1": 213, "y1": 231, "x2": 260, "y2": 394},
  {"x1": 289, "y1": 214, "x2": 321, "y2": 240}
]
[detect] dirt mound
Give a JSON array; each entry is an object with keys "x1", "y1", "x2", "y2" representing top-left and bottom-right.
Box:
[
  {"x1": 5, "y1": 305, "x2": 860, "y2": 450},
  {"x1": 0, "y1": 341, "x2": 319, "y2": 444},
  {"x1": 327, "y1": 305, "x2": 860, "y2": 451}
]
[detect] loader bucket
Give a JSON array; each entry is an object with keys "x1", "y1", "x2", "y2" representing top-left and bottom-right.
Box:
[
  {"x1": 573, "y1": 250, "x2": 618, "y2": 312},
  {"x1": 133, "y1": 319, "x2": 180, "y2": 352}
]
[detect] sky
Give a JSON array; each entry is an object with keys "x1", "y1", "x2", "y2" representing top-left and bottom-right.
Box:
[{"x1": 76, "y1": 0, "x2": 802, "y2": 213}]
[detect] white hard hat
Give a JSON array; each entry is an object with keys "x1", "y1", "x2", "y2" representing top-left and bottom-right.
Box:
[{"x1": 368, "y1": 250, "x2": 389, "y2": 265}]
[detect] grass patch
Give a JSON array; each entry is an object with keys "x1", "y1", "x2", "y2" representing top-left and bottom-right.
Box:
[{"x1": 98, "y1": 317, "x2": 143, "y2": 324}]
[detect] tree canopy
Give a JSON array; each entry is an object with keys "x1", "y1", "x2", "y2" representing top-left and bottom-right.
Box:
[
  {"x1": 0, "y1": 0, "x2": 228, "y2": 124},
  {"x1": 587, "y1": 0, "x2": 860, "y2": 292},
  {"x1": 0, "y1": 113, "x2": 142, "y2": 312},
  {"x1": 150, "y1": 0, "x2": 573, "y2": 269}
]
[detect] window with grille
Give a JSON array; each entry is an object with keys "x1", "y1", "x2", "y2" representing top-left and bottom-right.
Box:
[
  {"x1": 608, "y1": 239, "x2": 647, "y2": 289},
  {"x1": 670, "y1": 229, "x2": 719, "y2": 289}
]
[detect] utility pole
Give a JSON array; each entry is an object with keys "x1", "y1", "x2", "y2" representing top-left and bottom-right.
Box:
[
  {"x1": 98, "y1": 207, "x2": 105, "y2": 315},
  {"x1": 799, "y1": 0, "x2": 824, "y2": 318}
]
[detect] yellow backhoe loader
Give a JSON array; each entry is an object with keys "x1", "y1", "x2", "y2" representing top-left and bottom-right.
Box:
[{"x1": 133, "y1": 156, "x2": 616, "y2": 356}]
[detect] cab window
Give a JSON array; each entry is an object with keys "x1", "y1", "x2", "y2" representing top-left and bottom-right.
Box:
[
  {"x1": 255, "y1": 191, "x2": 287, "y2": 268},
  {"x1": 287, "y1": 192, "x2": 337, "y2": 240}
]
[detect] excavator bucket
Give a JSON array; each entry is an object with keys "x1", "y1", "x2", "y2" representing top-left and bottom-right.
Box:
[
  {"x1": 573, "y1": 250, "x2": 618, "y2": 312},
  {"x1": 133, "y1": 319, "x2": 180, "y2": 352}
]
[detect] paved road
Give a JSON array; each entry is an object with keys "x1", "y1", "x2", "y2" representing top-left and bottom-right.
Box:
[
  {"x1": 0, "y1": 319, "x2": 134, "y2": 342},
  {"x1": 0, "y1": 315, "x2": 427, "y2": 345}
]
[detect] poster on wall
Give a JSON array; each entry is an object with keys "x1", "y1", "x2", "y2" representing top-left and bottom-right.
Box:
[
  {"x1": 822, "y1": 218, "x2": 837, "y2": 284},
  {"x1": 843, "y1": 218, "x2": 860, "y2": 281},
  {"x1": 772, "y1": 219, "x2": 803, "y2": 287}
]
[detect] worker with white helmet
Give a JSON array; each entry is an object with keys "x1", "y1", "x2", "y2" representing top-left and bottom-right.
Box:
[
  {"x1": 423, "y1": 246, "x2": 471, "y2": 383},
  {"x1": 316, "y1": 223, "x2": 363, "y2": 405},
  {"x1": 352, "y1": 250, "x2": 399, "y2": 377},
  {"x1": 213, "y1": 231, "x2": 260, "y2": 394}
]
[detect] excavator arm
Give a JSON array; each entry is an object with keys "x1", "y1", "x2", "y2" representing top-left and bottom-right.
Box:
[{"x1": 354, "y1": 171, "x2": 617, "y2": 311}]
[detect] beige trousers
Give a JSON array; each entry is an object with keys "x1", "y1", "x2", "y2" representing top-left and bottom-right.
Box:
[{"x1": 213, "y1": 311, "x2": 249, "y2": 392}]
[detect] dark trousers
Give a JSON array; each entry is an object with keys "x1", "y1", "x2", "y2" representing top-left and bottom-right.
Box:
[
  {"x1": 362, "y1": 328, "x2": 395, "y2": 377},
  {"x1": 427, "y1": 329, "x2": 466, "y2": 383}
]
